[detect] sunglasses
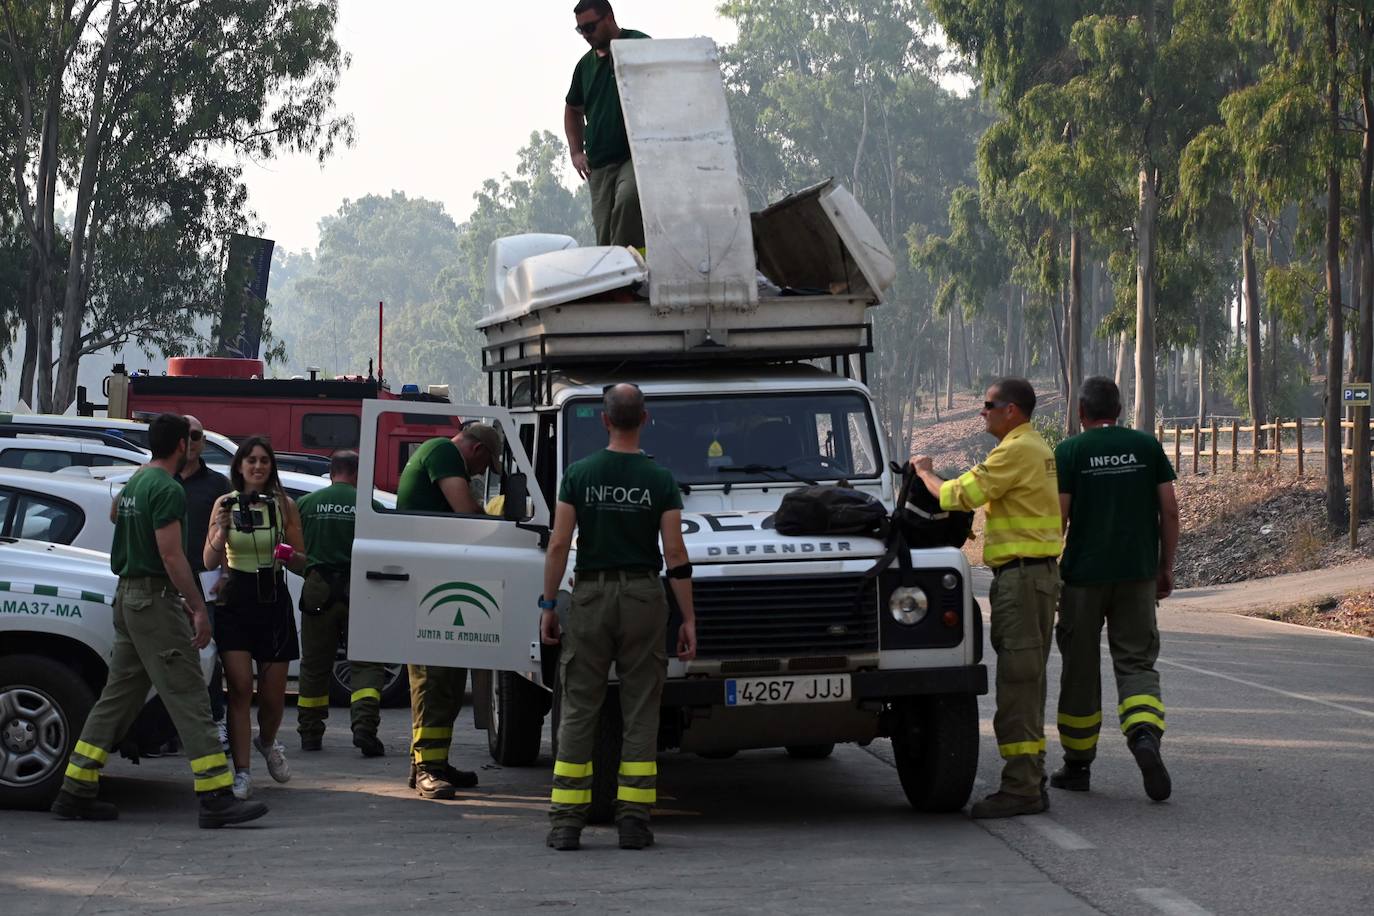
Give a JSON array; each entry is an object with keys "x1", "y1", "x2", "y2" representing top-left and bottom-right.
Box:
[
  {"x1": 189, "y1": 430, "x2": 203, "y2": 441},
  {"x1": 574, "y1": 15, "x2": 604, "y2": 34},
  {"x1": 983, "y1": 400, "x2": 1011, "y2": 411}
]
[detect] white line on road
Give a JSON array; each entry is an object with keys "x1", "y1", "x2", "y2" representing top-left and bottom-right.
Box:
[
  {"x1": 1157, "y1": 658, "x2": 1374, "y2": 719},
  {"x1": 1024, "y1": 819, "x2": 1095, "y2": 850},
  {"x1": 1133, "y1": 887, "x2": 1212, "y2": 916}
]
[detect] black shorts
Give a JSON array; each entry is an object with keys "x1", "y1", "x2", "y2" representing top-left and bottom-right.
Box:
[{"x1": 214, "y1": 569, "x2": 300, "y2": 663}]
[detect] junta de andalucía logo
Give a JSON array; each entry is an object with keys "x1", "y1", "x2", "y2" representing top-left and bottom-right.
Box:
[{"x1": 421, "y1": 582, "x2": 499, "y2": 627}]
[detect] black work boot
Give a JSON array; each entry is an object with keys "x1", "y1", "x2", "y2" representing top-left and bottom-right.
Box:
[
  {"x1": 969, "y1": 790, "x2": 1046, "y2": 819},
  {"x1": 198, "y1": 789, "x2": 269, "y2": 828},
  {"x1": 1128, "y1": 726, "x2": 1172, "y2": 801},
  {"x1": 51, "y1": 790, "x2": 118, "y2": 821},
  {"x1": 1050, "y1": 761, "x2": 1092, "y2": 792},
  {"x1": 618, "y1": 818, "x2": 655, "y2": 850},
  {"x1": 352, "y1": 730, "x2": 385, "y2": 758},
  {"x1": 546, "y1": 826, "x2": 582, "y2": 851},
  {"x1": 437, "y1": 763, "x2": 478, "y2": 788},
  {"x1": 300, "y1": 735, "x2": 323, "y2": 752}
]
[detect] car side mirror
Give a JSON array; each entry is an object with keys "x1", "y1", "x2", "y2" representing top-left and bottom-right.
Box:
[{"x1": 502, "y1": 472, "x2": 528, "y2": 521}]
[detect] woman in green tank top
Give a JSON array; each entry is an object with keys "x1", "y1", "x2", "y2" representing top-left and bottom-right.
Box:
[{"x1": 203, "y1": 437, "x2": 307, "y2": 799}]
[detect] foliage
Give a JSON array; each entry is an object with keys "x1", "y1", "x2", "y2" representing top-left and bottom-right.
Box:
[{"x1": 0, "y1": 0, "x2": 351, "y2": 410}]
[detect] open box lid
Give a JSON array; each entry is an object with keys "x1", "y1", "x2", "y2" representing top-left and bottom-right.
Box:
[{"x1": 752, "y1": 180, "x2": 897, "y2": 303}]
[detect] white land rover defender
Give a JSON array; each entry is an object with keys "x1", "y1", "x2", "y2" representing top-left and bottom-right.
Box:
[{"x1": 348, "y1": 38, "x2": 985, "y2": 820}]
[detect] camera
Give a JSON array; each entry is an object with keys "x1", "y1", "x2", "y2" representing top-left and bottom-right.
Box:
[{"x1": 225, "y1": 492, "x2": 269, "y2": 534}]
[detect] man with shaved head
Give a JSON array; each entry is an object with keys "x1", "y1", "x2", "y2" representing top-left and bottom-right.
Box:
[{"x1": 540, "y1": 382, "x2": 696, "y2": 851}]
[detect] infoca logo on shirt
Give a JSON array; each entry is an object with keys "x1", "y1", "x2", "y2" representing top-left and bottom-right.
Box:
[
  {"x1": 1086, "y1": 453, "x2": 1143, "y2": 474},
  {"x1": 585, "y1": 485, "x2": 654, "y2": 508}
]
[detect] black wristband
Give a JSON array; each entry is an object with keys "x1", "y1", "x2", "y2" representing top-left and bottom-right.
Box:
[{"x1": 666, "y1": 563, "x2": 693, "y2": 580}]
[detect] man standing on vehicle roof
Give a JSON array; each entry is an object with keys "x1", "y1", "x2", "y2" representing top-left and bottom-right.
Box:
[
  {"x1": 909, "y1": 378, "x2": 1062, "y2": 819},
  {"x1": 51, "y1": 413, "x2": 267, "y2": 828},
  {"x1": 1050, "y1": 378, "x2": 1177, "y2": 802},
  {"x1": 540, "y1": 383, "x2": 697, "y2": 852},
  {"x1": 565, "y1": 0, "x2": 649, "y2": 248},
  {"x1": 177, "y1": 414, "x2": 231, "y2": 748},
  {"x1": 295, "y1": 450, "x2": 388, "y2": 758},
  {"x1": 395, "y1": 423, "x2": 503, "y2": 799}
]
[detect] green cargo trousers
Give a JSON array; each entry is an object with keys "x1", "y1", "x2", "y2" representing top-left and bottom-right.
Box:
[
  {"x1": 296, "y1": 572, "x2": 384, "y2": 740},
  {"x1": 62, "y1": 578, "x2": 231, "y2": 797},
  {"x1": 550, "y1": 570, "x2": 668, "y2": 829},
  {"x1": 987, "y1": 559, "x2": 1061, "y2": 797},
  {"x1": 588, "y1": 158, "x2": 644, "y2": 249},
  {"x1": 408, "y1": 664, "x2": 467, "y2": 770},
  {"x1": 1054, "y1": 579, "x2": 1165, "y2": 763}
]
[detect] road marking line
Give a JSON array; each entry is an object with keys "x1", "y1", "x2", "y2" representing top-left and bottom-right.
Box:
[
  {"x1": 1025, "y1": 819, "x2": 1094, "y2": 850},
  {"x1": 1157, "y1": 658, "x2": 1374, "y2": 719},
  {"x1": 1133, "y1": 887, "x2": 1211, "y2": 916}
]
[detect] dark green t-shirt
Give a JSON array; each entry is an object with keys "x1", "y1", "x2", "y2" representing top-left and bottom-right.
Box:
[
  {"x1": 396, "y1": 438, "x2": 469, "y2": 513},
  {"x1": 558, "y1": 449, "x2": 682, "y2": 572},
  {"x1": 297, "y1": 482, "x2": 360, "y2": 571},
  {"x1": 565, "y1": 29, "x2": 650, "y2": 169},
  {"x1": 1055, "y1": 425, "x2": 1177, "y2": 586},
  {"x1": 111, "y1": 466, "x2": 187, "y2": 578}
]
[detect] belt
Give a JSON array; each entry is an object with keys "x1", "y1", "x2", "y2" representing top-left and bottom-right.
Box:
[
  {"x1": 119, "y1": 575, "x2": 175, "y2": 595},
  {"x1": 992, "y1": 556, "x2": 1059, "y2": 577},
  {"x1": 580, "y1": 569, "x2": 659, "y2": 583}
]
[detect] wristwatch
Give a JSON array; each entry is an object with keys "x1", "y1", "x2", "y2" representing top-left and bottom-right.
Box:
[{"x1": 537, "y1": 595, "x2": 557, "y2": 611}]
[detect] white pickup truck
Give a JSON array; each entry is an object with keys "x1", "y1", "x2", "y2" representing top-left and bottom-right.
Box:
[{"x1": 346, "y1": 37, "x2": 987, "y2": 821}]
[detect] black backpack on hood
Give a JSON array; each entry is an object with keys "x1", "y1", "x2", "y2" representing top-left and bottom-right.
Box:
[{"x1": 774, "y1": 485, "x2": 889, "y2": 537}]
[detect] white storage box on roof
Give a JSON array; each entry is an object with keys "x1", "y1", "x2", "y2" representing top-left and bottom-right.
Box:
[{"x1": 476, "y1": 38, "x2": 896, "y2": 371}]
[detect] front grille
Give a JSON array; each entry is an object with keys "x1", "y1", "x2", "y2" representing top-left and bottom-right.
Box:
[{"x1": 690, "y1": 575, "x2": 878, "y2": 659}]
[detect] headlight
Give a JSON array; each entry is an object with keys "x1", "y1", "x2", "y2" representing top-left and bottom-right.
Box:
[{"x1": 889, "y1": 586, "x2": 928, "y2": 626}]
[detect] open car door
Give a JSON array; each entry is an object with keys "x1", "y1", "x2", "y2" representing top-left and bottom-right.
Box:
[{"x1": 348, "y1": 400, "x2": 549, "y2": 674}]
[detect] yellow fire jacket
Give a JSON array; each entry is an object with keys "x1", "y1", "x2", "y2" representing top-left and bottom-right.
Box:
[{"x1": 939, "y1": 422, "x2": 1062, "y2": 568}]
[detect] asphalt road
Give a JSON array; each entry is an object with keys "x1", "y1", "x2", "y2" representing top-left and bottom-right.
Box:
[{"x1": 2, "y1": 579, "x2": 1371, "y2": 915}]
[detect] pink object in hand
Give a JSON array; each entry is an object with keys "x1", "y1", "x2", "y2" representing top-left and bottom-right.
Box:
[{"x1": 273, "y1": 543, "x2": 295, "y2": 563}]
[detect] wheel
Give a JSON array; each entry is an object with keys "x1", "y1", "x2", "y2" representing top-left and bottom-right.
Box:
[
  {"x1": 785, "y1": 743, "x2": 835, "y2": 760},
  {"x1": 0, "y1": 655, "x2": 96, "y2": 810},
  {"x1": 892, "y1": 694, "x2": 978, "y2": 813},
  {"x1": 329, "y1": 660, "x2": 409, "y2": 708},
  {"x1": 486, "y1": 671, "x2": 548, "y2": 767},
  {"x1": 587, "y1": 686, "x2": 622, "y2": 825}
]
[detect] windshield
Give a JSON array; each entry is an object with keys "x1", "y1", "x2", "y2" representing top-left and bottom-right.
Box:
[{"x1": 563, "y1": 391, "x2": 881, "y2": 485}]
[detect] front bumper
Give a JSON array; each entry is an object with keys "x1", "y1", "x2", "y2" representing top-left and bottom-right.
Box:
[{"x1": 660, "y1": 663, "x2": 987, "y2": 707}]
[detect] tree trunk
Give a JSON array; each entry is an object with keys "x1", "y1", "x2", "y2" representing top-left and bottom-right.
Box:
[
  {"x1": 1198, "y1": 307, "x2": 1209, "y2": 426},
  {"x1": 945, "y1": 310, "x2": 955, "y2": 410},
  {"x1": 1003, "y1": 286, "x2": 1015, "y2": 376},
  {"x1": 958, "y1": 306, "x2": 973, "y2": 389},
  {"x1": 1067, "y1": 228, "x2": 1083, "y2": 432},
  {"x1": 1356, "y1": 50, "x2": 1374, "y2": 516},
  {"x1": 1241, "y1": 208, "x2": 1266, "y2": 442},
  {"x1": 1326, "y1": 2, "x2": 1348, "y2": 531},
  {"x1": 1133, "y1": 169, "x2": 1158, "y2": 430}
]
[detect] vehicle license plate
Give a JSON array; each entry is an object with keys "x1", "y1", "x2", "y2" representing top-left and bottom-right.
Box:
[{"x1": 724, "y1": 674, "x2": 851, "y2": 706}]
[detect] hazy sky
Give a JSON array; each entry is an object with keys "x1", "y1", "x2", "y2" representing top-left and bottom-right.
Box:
[{"x1": 240, "y1": 1, "x2": 737, "y2": 254}]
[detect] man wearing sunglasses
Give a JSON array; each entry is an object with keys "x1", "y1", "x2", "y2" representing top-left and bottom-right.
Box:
[
  {"x1": 565, "y1": 0, "x2": 649, "y2": 248},
  {"x1": 177, "y1": 415, "x2": 232, "y2": 743},
  {"x1": 908, "y1": 378, "x2": 1062, "y2": 819}
]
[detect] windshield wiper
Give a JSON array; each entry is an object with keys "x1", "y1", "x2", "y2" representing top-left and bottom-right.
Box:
[{"x1": 717, "y1": 464, "x2": 817, "y2": 486}]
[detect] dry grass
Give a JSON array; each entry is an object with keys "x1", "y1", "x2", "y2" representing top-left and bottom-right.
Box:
[{"x1": 1249, "y1": 591, "x2": 1374, "y2": 638}]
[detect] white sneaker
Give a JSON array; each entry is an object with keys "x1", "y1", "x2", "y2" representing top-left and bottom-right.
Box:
[
  {"x1": 232, "y1": 770, "x2": 252, "y2": 800},
  {"x1": 216, "y1": 720, "x2": 229, "y2": 752},
  {"x1": 254, "y1": 734, "x2": 291, "y2": 783}
]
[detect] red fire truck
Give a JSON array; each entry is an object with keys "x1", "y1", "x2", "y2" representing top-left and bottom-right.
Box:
[{"x1": 98, "y1": 358, "x2": 459, "y2": 491}]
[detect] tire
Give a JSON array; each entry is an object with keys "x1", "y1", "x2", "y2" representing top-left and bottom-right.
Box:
[
  {"x1": 892, "y1": 694, "x2": 979, "y2": 813},
  {"x1": 486, "y1": 671, "x2": 548, "y2": 767},
  {"x1": 0, "y1": 655, "x2": 96, "y2": 810},
  {"x1": 329, "y1": 660, "x2": 409, "y2": 709},
  {"x1": 587, "y1": 687, "x2": 622, "y2": 825},
  {"x1": 785, "y1": 743, "x2": 835, "y2": 760}
]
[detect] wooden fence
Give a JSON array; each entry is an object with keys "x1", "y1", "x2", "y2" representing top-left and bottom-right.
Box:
[{"x1": 1154, "y1": 418, "x2": 1374, "y2": 476}]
